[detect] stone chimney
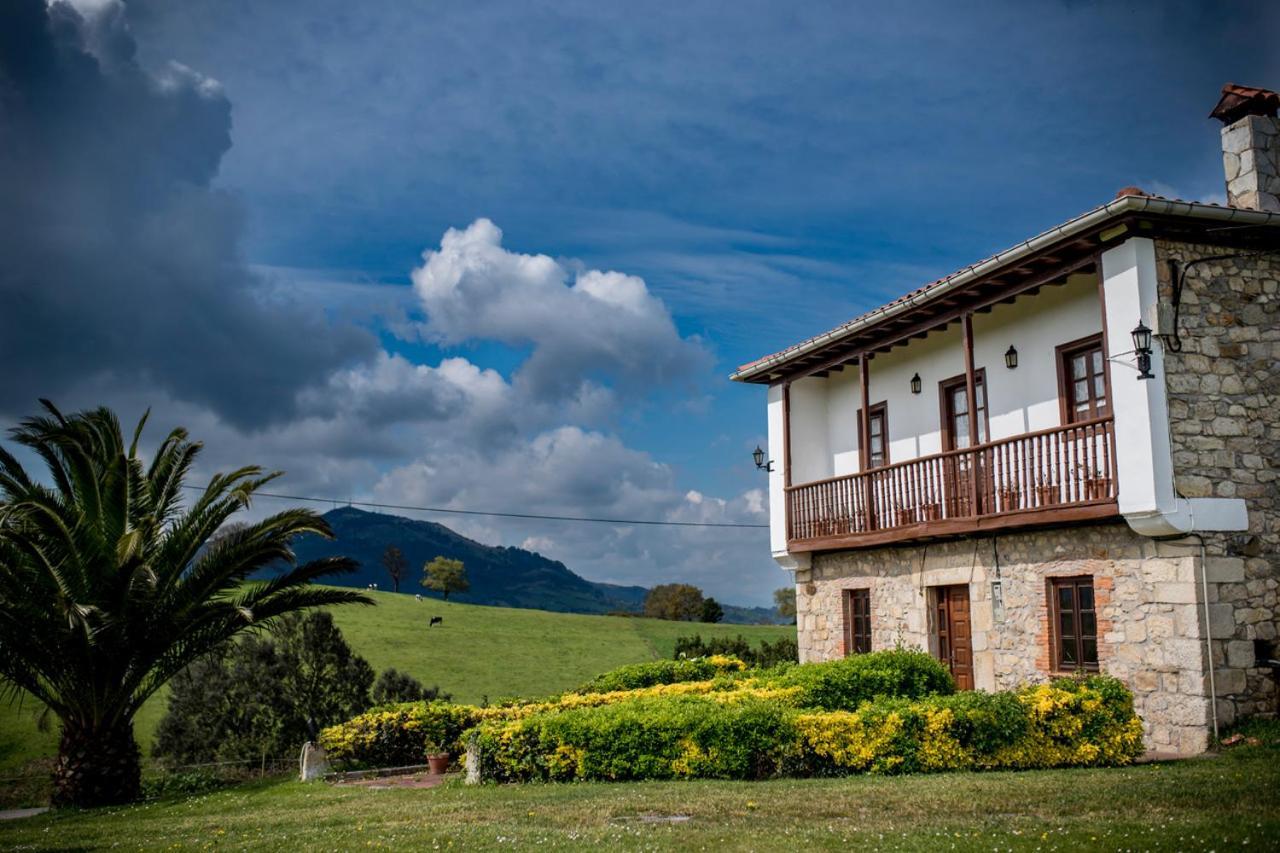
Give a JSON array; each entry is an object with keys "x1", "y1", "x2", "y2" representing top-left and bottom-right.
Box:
[{"x1": 1210, "y1": 83, "x2": 1280, "y2": 212}]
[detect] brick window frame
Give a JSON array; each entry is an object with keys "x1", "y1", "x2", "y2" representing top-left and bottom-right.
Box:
[
  {"x1": 1048, "y1": 575, "x2": 1100, "y2": 672},
  {"x1": 1035, "y1": 573, "x2": 1112, "y2": 675},
  {"x1": 843, "y1": 587, "x2": 872, "y2": 656}
]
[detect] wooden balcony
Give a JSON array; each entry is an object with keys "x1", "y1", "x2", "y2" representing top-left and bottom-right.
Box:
[{"x1": 785, "y1": 417, "x2": 1118, "y2": 551}]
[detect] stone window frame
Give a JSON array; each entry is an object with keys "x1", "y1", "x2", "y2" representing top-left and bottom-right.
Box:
[
  {"x1": 1047, "y1": 574, "x2": 1100, "y2": 673},
  {"x1": 841, "y1": 585, "x2": 873, "y2": 656}
]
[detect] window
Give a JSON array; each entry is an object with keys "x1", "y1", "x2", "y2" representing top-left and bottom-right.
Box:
[
  {"x1": 1050, "y1": 576, "x2": 1098, "y2": 671},
  {"x1": 858, "y1": 402, "x2": 889, "y2": 469},
  {"x1": 843, "y1": 588, "x2": 872, "y2": 655},
  {"x1": 939, "y1": 371, "x2": 988, "y2": 450},
  {"x1": 1057, "y1": 334, "x2": 1110, "y2": 423}
]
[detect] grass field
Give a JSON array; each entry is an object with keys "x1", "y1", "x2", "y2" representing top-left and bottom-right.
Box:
[
  {"x1": 0, "y1": 590, "x2": 792, "y2": 791},
  {"x1": 3, "y1": 724, "x2": 1277, "y2": 851}
]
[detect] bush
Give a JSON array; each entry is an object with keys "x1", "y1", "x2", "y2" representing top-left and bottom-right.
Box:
[
  {"x1": 372, "y1": 669, "x2": 450, "y2": 706},
  {"x1": 471, "y1": 697, "x2": 798, "y2": 783},
  {"x1": 770, "y1": 648, "x2": 955, "y2": 710},
  {"x1": 674, "y1": 634, "x2": 798, "y2": 668},
  {"x1": 795, "y1": 676, "x2": 1142, "y2": 775},
  {"x1": 470, "y1": 676, "x2": 1144, "y2": 783},
  {"x1": 319, "y1": 701, "x2": 480, "y2": 768},
  {"x1": 576, "y1": 655, "x2": 747, "y2": 694}
]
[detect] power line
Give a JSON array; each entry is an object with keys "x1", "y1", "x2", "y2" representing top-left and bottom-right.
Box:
[{"x1": 180, "y1": 485, "x2": 769, "y2": 529}]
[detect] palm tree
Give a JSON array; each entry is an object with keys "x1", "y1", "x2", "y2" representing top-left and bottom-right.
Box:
[{"x1": 0, "y1": 401, "x2": 371, "y2": 808}]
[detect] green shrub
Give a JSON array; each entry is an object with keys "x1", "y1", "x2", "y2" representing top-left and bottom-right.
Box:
[
  {"x1": 771, "y1": 648, "x2": 955, "y2": 710},
  {"x1": 795, "y1": 676, "x2": 1143, "y2": 775},
  {"x1": 575, "y1": 655, "x2": 747, "y2": 694},
  {"x1": 674, "y1": 634, "x2": 799, "y2": 668},
  {"x1": 471, "y1": 696, "x2": 797, "y2": 783},
  {"x1": 319, "y1": 701, "x2": 479, "y2": 768},
  {"x1": 469, "y1": 676, "x2": 1144, "y2": 782}
]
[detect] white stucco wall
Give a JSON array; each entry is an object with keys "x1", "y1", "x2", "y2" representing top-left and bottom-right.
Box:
[{"x1": 770, "y1": 272, "x2": 1106, "y2": 489}]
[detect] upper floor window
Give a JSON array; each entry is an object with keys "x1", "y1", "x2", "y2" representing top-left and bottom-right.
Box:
[
  {"x1": 858, "y1": 402, "x2": 889, "y2": 469},
  {"x1": 940, "y1": 371, "x2": 987, "y2": 450},
  {"x1": 1049, "y1": 576, "x2": 1098, "y2": 671},
  {"x1": 1057, "y1": 334, "x2": 1110, "y2": 423}
]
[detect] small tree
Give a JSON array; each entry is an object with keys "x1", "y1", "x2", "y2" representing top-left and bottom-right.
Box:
[
  {"x1": 644, "y1": 583, "x2": 705, "y2": 621},
  {"x1": 774, "y1": 586, "x2": 797, "y2": 622},
  {"x1": 382, "y1": 545, "x2": 407, "y2": 593},
  {"x1": 421, "y1": 556, "x2": 469, "y2": 601},
  {"x1": 700, "y1": 597, "x2": 724, "y2": 624},
  {"x1": 272, "y1": 611, "x2": 375, "y2": 741},
  {"x1": 155, "y1": 611, "x2": 375, "y2": 764}
]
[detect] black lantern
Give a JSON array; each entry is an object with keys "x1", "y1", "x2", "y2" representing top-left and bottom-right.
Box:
[
  {"x1": 1131, "y1": 321, "x2": 1154, "y2": 380},
  {"x1": 1004, "y1": 345, "x2": 1018, "y2": 369},
  {"x1": 910, "y1": 373, "x2": 922, "y2": 394},
  {"x1": 752, "y1": 445, "x2": 773, "y2": 472}
]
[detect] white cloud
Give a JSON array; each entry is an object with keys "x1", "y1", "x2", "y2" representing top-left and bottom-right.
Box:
[{"x1": 411, "y1": 219, "x2": 713, "y2": 400}]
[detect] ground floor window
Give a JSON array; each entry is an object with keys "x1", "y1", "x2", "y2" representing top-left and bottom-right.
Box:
[
  {"x1": 843, "y1": 588, "x2": 871, "y2": 655},
  {"x1": 1050, "y1": 576, "x2": 1098, "y2": 671}
]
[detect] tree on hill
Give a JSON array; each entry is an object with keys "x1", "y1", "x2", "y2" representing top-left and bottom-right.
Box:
[
  {"x1": 422, "y1": 556, "x2": 469, "y2": 600},
  {"x1": 382, "y1": 545, "x2": 407, "y2": 593},
  {"x1": 644, "y1": 583, "x2": 705, "y2": 621},
  {"x1": 700, "y1": 597, "x2": 725, "y2": 623},
  {"x1": 774, "y1": 586, "x2": 797, "y2": 622},
  {"x1": 0, "y1": 402, "x2": 370, "y2": 807}
]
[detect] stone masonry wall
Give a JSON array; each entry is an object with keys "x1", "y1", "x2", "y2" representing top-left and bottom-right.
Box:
[
  {"x1": 1155, "y1": 240, "x2": 1280, "y2": 726},
  {"x1": 795, "y1": 522, "x2": 1214, "y2": 755}
]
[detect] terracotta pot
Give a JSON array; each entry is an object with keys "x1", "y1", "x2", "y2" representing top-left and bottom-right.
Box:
[{"x1": 427, "y1": 753, "x2": 451, "y2": 775}]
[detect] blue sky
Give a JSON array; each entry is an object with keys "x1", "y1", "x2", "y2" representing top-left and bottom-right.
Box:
[{"x1": 2, "y1": 0, "x2": 1276, "y2": 605}]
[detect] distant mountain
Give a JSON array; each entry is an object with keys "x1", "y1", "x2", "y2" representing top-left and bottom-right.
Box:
[{"x1": 278, "y1": 507, "x2": 781, "y2": 624}]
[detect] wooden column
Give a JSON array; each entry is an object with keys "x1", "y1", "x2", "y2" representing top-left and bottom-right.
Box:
[
  {"x1": 1093, "y1": 254, "x2": 1118, "y2": 485},
  {"x1": 859, "y1": 354, "x2": 874, "y2": 530},
  {"x1": 782, "y1": 382, "x2": 793, "y2": 488},
  {"x1": 962, "y1": 312, "x2": 980, "y2": 516}
]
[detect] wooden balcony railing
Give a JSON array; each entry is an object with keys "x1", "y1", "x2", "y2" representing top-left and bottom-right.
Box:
[{"x1": 785, "y1": 417, "x2": 1117, "y2": 548}]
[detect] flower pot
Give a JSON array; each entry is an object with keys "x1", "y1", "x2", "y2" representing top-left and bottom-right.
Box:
[
  {"x1": 1034, "y1": 485, "x2": 1061, "y2": 507},
  {"x1": 919, "y1": 502, "x2": 942, "y2": 521},
  {"x1": 427, "y1": 753, "x2": 451, "y2": 775},
  {"x1": 1083, "y1": 477, "x2": 1112, "y2": 501}
]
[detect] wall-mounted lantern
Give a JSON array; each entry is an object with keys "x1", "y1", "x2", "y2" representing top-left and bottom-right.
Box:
[
  {"x1": 1004, "y1": 345, "x2": 1018, "y2": 370},
  {"x1": 1131, "y1": 321, "x2": 1154, "y2": 380},
  {"x1": 752, "y1": 445, "x2": 774, "y2": 472},
  {"x1": 910, "y1": 373, "x2": 922, "y2": 394}
]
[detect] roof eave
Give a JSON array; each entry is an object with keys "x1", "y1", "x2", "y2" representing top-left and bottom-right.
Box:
[{"x1": 730, "y1": 196, "x2": 1280, "y2": 384}]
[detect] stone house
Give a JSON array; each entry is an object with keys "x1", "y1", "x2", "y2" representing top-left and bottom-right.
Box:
[{"x1": 732, "y1": 83, "x2": 1280, "y2": 755}]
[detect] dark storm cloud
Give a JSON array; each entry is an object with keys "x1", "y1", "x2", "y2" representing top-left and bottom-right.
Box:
[{"x1": 0, "y1": 0, "x2": 375, "y2": 427}]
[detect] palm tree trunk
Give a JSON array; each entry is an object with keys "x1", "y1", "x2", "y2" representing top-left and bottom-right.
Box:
[{"x1": 52, "y1": 719, "x2": 141, "y2": 808}]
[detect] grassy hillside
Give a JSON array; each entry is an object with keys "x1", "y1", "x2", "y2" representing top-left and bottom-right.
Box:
[{"x1": 0, "y1": 590, "x2": 793, "y2": 786}]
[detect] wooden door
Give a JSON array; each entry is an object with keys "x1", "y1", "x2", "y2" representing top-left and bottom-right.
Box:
[{"x1": 935, "y1": 585, "x2": 974, "y2": 690}]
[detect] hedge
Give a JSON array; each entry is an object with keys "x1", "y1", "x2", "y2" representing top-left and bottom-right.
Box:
[
  {"x1": 575, "y1": 655, "x2": 747, "y2": 693},
  {"x1": 768, "y1": 648, "x2": 955, "y2": 710},
  {"x1": 321, "y1": 650, "x2": 954, "y2": 768},
  {"x1": 468, "y1": 676, "x2": 1145, "y2": 783}
]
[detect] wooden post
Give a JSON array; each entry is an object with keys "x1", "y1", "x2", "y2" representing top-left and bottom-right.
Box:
[
  {"x1": 962, "y1": 313, "x2": 980, "y2": 515},
  {"x1": 1093, "y1": 254, "x2": 1118, "y2": 485},
  {"x1": 860, "y1": 354, "x2": 874, "y2": 530}
]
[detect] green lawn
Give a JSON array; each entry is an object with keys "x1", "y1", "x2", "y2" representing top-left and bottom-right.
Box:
[
  {"x1": 0, "y1": 590, "x2": 791, "y2": 790},
  {"x1": 3, "y1": 732, "x2": 1277, "y2": 851}
]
